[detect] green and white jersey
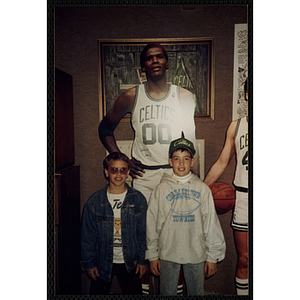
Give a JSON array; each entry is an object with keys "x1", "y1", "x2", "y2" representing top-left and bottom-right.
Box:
[
  {"x1": 234, "y1": 117, "x2": 248, "y2": 188},
  {"x1": 131, "y1": 83, "x2": 196, "y2": 166}
]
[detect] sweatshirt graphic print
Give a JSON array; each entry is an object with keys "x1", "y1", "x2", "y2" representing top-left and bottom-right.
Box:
[{"x1": 166, "y1": 187, "x2": 201, "y2": 223}]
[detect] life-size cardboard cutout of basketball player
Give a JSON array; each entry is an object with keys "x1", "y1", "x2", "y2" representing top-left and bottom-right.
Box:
[
  {"x1": 204, "y1": 79, "x2": 249, "y2": 296},
  {"x1": 99, "y1": 43, "x2": 199, "y2": 295}
]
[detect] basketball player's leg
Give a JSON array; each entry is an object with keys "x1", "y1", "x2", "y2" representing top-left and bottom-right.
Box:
[
  {"x1": 140, "y1": 268, "x2": 151, "y2": 295},
  {"x1": 133, "y1": 168, "x2": 172, "y2": 295},
  {"x1": 177, "y1": 265, "x2": 184, "y2": 295},
  {"x1": 234, "y1": 230, "x2": 248, "y2": 295},
  {"x1": 133, "y1": 168, "x2": 172, "y2": 201},
  {"x1": 234, "y1": 230, "x2": 248, "y2": 279},
  {"x1": 231, "y1": 191, "x2": 248, "y2": 295}
]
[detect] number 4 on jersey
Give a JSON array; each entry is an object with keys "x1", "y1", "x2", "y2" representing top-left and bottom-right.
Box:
[{"x1": 242, "y1": 150, "x2": 248, "y2": 170}]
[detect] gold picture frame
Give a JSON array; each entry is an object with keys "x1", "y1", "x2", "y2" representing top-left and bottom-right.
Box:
[{"x1": 98, "y1": 38, "x2": 215, "y2": 121}]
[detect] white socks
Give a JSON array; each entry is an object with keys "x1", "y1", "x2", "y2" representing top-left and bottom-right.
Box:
[
  {"x1": 177, "y1": 284, "x2": 184, "y2": 295},
  {"x1": 236, "y1": 277, "x2": 248, "y2": 295},
  {"x1": 142, "y1": 283, "x2": 149, "y2": 295}
]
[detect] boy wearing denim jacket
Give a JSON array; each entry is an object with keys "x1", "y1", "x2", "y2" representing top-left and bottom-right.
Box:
[
  {"x1": 146, "y1": 136, "x2": 226, "y2": 295},
  {"x1": 81, "y1": 152, "x2": 148, "y2": 295}
]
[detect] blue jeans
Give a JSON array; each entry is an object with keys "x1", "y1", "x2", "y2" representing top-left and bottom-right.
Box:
[{"x1": 160, "y1": 260, "x2": 205, "y2": 295}]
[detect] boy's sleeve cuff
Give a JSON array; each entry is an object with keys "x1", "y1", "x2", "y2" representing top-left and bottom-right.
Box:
[
  {"x1": 137, "y1": 257, "x2": 148, "y2": 266},
  {"x1": 145, "y1": 251, "x2": 159, "y2": 261},
  {"x1": 80, "y1": 258, "x2": 97, "y2": 271},
  {"x1": 206, "y1": 254, "x2": 225, "y2": 264}
]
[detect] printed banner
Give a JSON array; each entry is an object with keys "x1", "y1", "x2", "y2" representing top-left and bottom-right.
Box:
[{"x1": 232, "y1": 24, "x2": 248, "y2": 120}]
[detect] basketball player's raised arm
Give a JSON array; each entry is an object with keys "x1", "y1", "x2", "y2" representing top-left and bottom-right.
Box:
[{"x1": 204, "y1": 120, "x2": 237, "y2": 187}]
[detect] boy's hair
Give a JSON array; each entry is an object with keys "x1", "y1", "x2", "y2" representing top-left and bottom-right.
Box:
[
  {"x1": 171, "y1": 148, "x2": 193, "y2": 158},
  {"x1": 140, "y1": 43, "x2": 168, "y2": 70},
  {"x1": 103, "y1": 152, "x2": 131, "y2": 171}
]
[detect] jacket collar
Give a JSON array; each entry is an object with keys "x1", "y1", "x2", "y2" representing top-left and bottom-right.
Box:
[{"x1": 102, "y1": 182, "x2": 136, "y2": 196}]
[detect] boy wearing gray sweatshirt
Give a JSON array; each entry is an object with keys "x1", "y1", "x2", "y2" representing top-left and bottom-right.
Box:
[{"x1": 145, "y1": 136, "x2": 226, "y2": 295}]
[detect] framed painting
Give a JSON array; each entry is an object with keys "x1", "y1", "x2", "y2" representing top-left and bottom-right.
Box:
[{"x1": 98, "y1": 38, "x2": 215, "y2": 121}]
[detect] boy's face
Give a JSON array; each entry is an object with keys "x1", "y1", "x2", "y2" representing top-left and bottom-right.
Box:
[
  {"x1": 168, "y1": 150, "x2": 195, "y2": 177},
  {"x1": 104, "y1": 160, "x2": 130, "y2": 189}
]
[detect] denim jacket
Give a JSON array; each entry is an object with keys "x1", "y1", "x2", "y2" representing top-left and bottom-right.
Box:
[{"x1": 80, "y1": 184, "x2": 148, "y2": 282}]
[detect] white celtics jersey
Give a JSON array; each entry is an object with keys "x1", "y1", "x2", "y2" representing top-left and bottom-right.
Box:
[
  {"x1": 233, "y1": 116, "x2": 248, "y2": 188},
  {"x1": 131, "y1": 83, "x2": 196, "y2": 166}
]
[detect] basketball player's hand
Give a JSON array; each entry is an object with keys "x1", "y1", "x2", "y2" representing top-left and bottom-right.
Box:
[
  {"x1": 130, "y1": 158, "x2": 145, "y2": 179},
  {"x1": 87, "y1": 267, "x2": 99, "y2": 281},
  {"x1": 149, "y1": 259, "x2": 161, "y2": 276},
  {"x1": 136, "y1": 264, "x2": 148, "y2": 278},
  {"x1": 204, "y1": 261, "x2": 217, "y2": 278}
]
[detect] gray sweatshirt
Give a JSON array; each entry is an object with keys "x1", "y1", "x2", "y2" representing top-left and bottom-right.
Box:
[{"x1": 146, "y1": 172, "x2": 226, "y2": 264}]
